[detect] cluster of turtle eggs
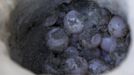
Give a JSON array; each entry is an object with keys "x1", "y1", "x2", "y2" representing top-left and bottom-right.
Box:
[{"x1": 45, "y1": 7, "x2": 129, "y2": 75}]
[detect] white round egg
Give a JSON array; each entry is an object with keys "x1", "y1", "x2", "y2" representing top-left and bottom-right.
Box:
[
  {"x1": 101, "y1": 37, "x2": 117, "y2": 52},
  {"x1": 64, "y1": 10, "x2": 84, "y2": 34},
  {"x1": 46, "y1": 28, "x2": 69, "y2": 52},
  {"x1": 108, "y1": 16, "x2": 128, "y2": 38}
]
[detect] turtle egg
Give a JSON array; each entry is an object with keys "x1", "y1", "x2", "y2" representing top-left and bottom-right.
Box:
[
  {"x1": 64, "y1": 57, "x2": 88, "y2": 75},
  {"x1": 64, "y1": 46, "x2": 79, "y2": 58},
  {"x1": 46, "y1": 28, "x2": 69, "y2": 52},
  {"x1": 44, "y1": 14, "x2": 58, "y2": 27},
  {"x1": 64, "y1": 10, "x2": 84, "y2": 34},
  {"x1": 108, "y1": 16, "x2": 128, "y2": 38},
  {"x1": 88, "y1": 59, "x2": 109, "y2": 74},
  {"x1": 91, "y1": 34, "x2": 102, "y2": 47},
  {"x1": 101, "y1": 37, "x2": 117, "y2": 52}
]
